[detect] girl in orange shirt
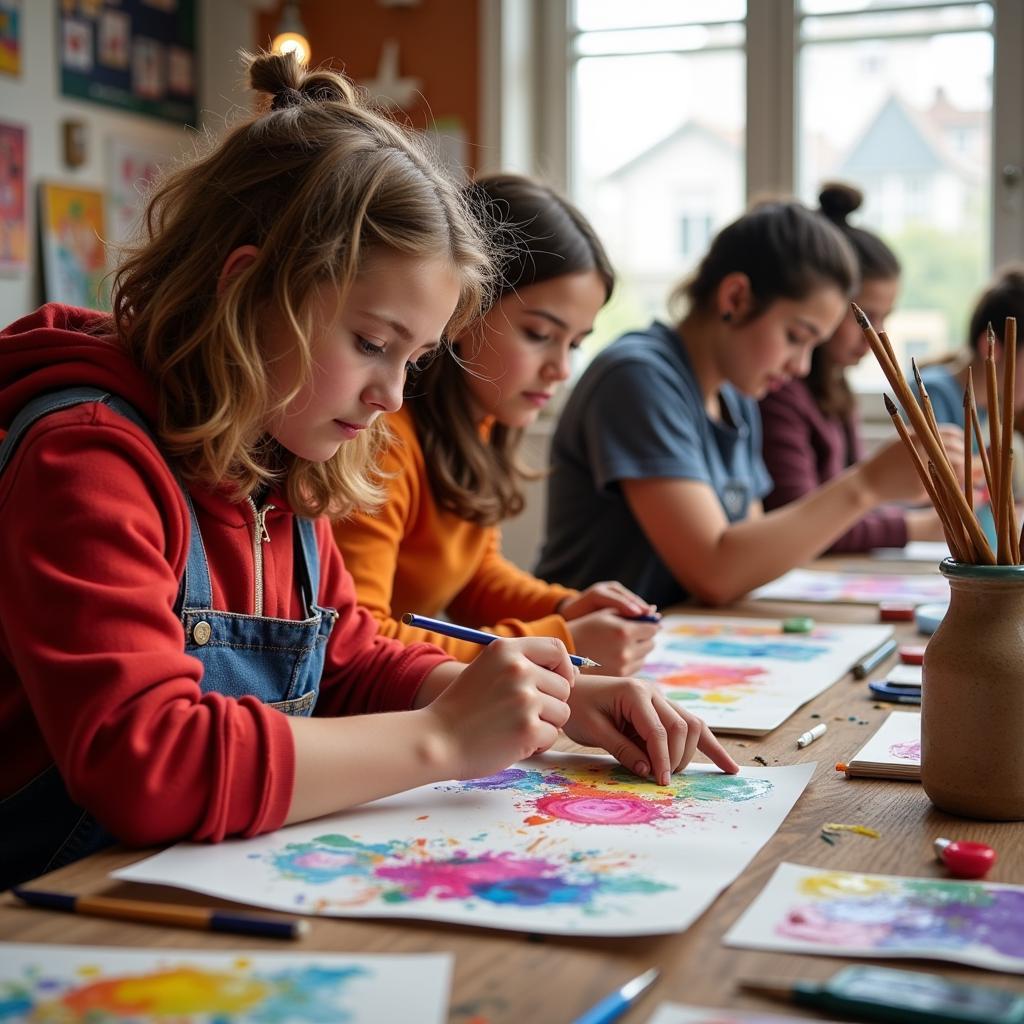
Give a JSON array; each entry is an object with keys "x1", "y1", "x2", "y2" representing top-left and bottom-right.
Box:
[{"x1": 334, "y1": 174, "x2": 660, "y2": 676}]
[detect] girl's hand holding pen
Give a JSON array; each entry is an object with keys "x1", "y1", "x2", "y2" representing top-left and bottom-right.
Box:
[
  {"x1": 567, "y1": 609, "x2": 660, "y2": 676},
  {"x1": 424, "y1": 637, "x2": 575, "y2": 780},
  {"x1": 562, "y1": 677, "x2": 740, "y2": 786}
]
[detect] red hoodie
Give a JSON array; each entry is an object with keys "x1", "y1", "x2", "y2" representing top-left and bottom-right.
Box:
[{"x1": 0, "y1": 304, "x2": 452, "y2": 846}]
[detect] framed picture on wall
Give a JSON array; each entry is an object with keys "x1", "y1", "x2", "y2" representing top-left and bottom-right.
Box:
[
  {"x1": 39, "y1": 182, "x2": 109, "y2": 309},
  {"x1": 0, "y1": 0, "x2": 19, "y2": 77},
  {"x1": 59, "y1": 0, "x2": 197, "y2": 126},
  {"x1": 0, "y1": 121, "x2": 27, "y2": 272}
]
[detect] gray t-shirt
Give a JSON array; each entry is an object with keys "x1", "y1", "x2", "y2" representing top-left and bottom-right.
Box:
[{"x1": 536, "y1": 321, "x2": 773, "y2": 607}]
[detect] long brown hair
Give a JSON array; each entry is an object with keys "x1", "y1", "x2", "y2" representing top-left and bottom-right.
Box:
[
  {"x1": 408, "y1": 174, "x2": 614, "y2": 526},
  {"x1": 110, "y1": 50, "x2": 494, "y2": 518},
  {"x1": 807, "y1": 182, "x2": 900, "y2": 419}
]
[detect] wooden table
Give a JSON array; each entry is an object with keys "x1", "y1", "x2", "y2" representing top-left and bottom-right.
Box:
[{"x1": 4, "y1": 560, "x2": 1023, "y2": 1021}]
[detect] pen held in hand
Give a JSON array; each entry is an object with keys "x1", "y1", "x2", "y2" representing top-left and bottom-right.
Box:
[{"x1": 402, "y1": 612, "x2": 601, "y2": 668}]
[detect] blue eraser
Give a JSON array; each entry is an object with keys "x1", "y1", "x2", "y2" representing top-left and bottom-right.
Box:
[{"x1": 915, "y1": 602, "x2": 948, "y2": 636}]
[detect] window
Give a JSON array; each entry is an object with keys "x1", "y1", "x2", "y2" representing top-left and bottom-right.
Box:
[
  {"x1": 797, "y1": 1, "x2": 994, "y2": 390},
  {"x1": 497, "y1": 1, "x2": 1024, "y2": 381}
]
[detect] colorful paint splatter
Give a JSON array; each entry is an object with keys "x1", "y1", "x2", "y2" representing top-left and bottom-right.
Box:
[
  {"x1": 660, "y1": 621, "x2": 833, "y2": 662},
  {"x1": 447, "y1": 762, "x2": 773, "y2": 828},
  {"x1": 271, "y1": 833, "x2": 671, "y2": 913},
  {"x1": 0, "y1": 961, "x2": 365, "y2": 1022},
  {"x1": 776, "y1": 871, "x2": 1024, "y2": 961}
]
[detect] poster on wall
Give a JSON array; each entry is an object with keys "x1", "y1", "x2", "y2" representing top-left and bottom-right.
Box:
[
  {"x1": 39, "y1": 182, "x2": 108, "y2": 309},
  {"x1": 0, "y1": 0, "x2": 19, "y2": 77},
  {"x1": 0, "y1": 122, "x2": 27, "y2": 272},
  {"x1": 107, "y1": 138, "x2": 166, "y2": 246},
  {"x1": 59, "y1": 0, "x2": 197, "y2": 126}
]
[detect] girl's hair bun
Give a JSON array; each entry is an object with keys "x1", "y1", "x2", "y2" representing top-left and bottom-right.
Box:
[
  {"x1": 818, "y1": 181, "x2": 863, "y2": 225},
  {"x1": 245, "y1": 49, "x2": 359, "y2": 111}
]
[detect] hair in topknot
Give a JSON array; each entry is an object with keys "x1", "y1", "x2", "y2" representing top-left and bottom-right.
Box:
[
  {"x1": 816, "y1": 180, "x2": 900, "y2": 282},
  {"x1": 818, "y1": 181, "x2": 863, "y2": 226},
  {"x1": 247, "y1": 49, "x2": 358, "y2": 111}
]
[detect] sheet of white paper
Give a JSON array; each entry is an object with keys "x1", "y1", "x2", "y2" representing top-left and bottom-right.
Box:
[
  {"x1": 114, "y1": 755, "x2": 814, "y2": 937},
  {"x1": 870, "y1": 541, "x2": 950, "y2": 562},
  {"x1": 637, "y1": 615, "x2": 893, "y2": 734},
  {"x1": 848, "y1": 710, "x2": 921, "y2": 773},
  {"x1": 724, "y1": 861, "x2": 1024, "y2": 974},
  {"x1": 0, "y1": 943, "x2": 451, "y2": 1023},
  {"x1": 752, "y1": 569, "x2": 948, "y2": 606},
  {"x1": 647, "y1": 1005, "x2": 843, "y2": 1024}
]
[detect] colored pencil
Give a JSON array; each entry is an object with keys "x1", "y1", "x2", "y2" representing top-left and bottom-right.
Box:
[
  {"x1": 11, "y1": 887, "x2": 308, "y2": 939},
  {"x1": 402, "y1": 613, "x2": 600, "y2": 668}
]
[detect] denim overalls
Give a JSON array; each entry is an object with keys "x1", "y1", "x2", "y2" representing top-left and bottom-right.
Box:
[{"x1": 0, "y1": 387, "x2": 337, "y2": 888}]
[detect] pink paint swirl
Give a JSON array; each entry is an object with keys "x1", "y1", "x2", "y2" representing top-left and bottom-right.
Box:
[
  {"x1": 535, "y1": 793, "x2": 665, "y2": 825},
  {"x1": 889, "y1": 741, "x2": 921, "y2": 762}
]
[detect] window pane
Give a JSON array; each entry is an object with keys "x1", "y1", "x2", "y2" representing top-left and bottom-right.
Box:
[
  {"x1": 801, "y1": 0, "x2": 984, "y2": 14},
  {"x1": 575, "y1": 0, "x2": 745, "y2": 32},
  {"x1": 573, "y1": 48, "x2": 745, "y2": 350},
  {"x1": 798, "y1": 17, "x2": 992, "y2": 391}
]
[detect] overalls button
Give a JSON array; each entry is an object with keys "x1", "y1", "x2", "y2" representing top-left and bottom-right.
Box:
[{"x1": 192, "y1": 620, "x2": 212, "y2": 645}]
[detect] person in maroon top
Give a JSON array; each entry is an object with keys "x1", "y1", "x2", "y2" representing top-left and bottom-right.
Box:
[{"x1": 760, "y1": 183, "x2": 947, "y2": 553}]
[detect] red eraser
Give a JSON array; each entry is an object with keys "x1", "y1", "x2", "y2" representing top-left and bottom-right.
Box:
[
  {"x1": 879, "y1": 602, "x2": 915, "y2": 622},
  {"x1": 899, "y1": 644, "x2": 926, "y2": 665}
]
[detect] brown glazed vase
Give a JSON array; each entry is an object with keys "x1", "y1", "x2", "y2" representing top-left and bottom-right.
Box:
[{"x1": 921, "y1": 559, "x2": 1024, "y2": 820}]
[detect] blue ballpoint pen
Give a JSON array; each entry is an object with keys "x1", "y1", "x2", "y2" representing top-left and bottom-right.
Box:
[
  {"x1": 402, "y1": 612, "x2": 601, "y2": 668},
  {"x1": 571, "y1": 968, "x2": 660, "y2": 1024}
]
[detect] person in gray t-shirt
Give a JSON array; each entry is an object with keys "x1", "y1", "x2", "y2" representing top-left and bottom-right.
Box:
[{"x1": 538, "y1": 200, "x2": 953, "y2": 607}]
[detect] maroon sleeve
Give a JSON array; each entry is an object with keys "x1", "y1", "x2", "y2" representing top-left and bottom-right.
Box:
[
  {"x1": 0, "y1": 407, "x2": 296, "y2": 847},
  {"x1": 313, "y1": 517, "x2": 453, "y2": 717},
  {"x1": 760, "y1": 387, "x2": 823, "y2": 511},
  {"x1": 760, "y1": 386, "x2": 910, "y2": 554}
]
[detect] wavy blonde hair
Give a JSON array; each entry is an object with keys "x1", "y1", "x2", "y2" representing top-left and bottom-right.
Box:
[{"x1": 110, "y1": 50, "x2": 494, "y2": 517}]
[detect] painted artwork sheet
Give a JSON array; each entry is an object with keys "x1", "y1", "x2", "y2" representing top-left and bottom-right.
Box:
[
  {"x1": 647, "y1": 1005, "x2": 842, "y2": 1024},
  {"x1": 115, "y1": 755, "x2": 815, "y2": 937},
  {"x1": 0, "y1": 120, "x2": 26, "y2": 271},
  {"x1": 638, "y1": 615, "x2": 893, "y2": 734},
  {"x1": 0, "y1": 944, "x2": 451, "y2": 1023},
  {"x1": 724, "y1": 862, "x2": 1024, "y2": 974},
  {"x1": 39, "y1": 182, "x2": 107, "y2": 308},
  {"x1": 752, "y1": 569, "x2": 948, "y2": 606},
  {"x1": 845, "y1": 711, "x2": 920, "y2": 780}
]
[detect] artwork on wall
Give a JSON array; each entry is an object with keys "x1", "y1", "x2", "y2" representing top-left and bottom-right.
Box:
[
  {"x1": 59, "y1": 0, "x2": 197, "y2": 125},
  {"x1": 39, "y1": 182, "x2": 108, "y2": 309},
  {"x1": 116, "y1": 753, "x2": 814, "y2": 937},
  {"x1": 0, "y1": 121, "x2": 27, "y2": 272},
  {"x1": 725, "y1": 861, "x2": 1024, "y2": 974},
  {"x1": 107, "y1": 138, "x2": 165, "y2": 246},
  {"x1": 0, "y1": 0, "x2": 18, "y2": 77},
  {"x1": 637, "y1": 615, "x2": 893, "y2": 734},
  {"x1": 0, "y1": 944, "x2": 452, "y2": 1023}
]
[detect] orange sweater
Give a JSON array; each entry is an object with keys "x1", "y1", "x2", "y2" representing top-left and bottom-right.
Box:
[{"x1": 334, "y1": 407, "x2": 577, "y2": 661}]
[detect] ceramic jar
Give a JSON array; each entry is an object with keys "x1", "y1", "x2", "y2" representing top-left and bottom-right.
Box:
[{"x1": 921, "y1": 559, "x2": 1024, "y2": 820}]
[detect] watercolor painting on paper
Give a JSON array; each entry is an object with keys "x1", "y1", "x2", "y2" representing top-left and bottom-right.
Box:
[
  {"x1": 115, "y1": 755, "x2": 814, "y2": 937},
  {"x1": 0, "y1": 944, "x2": 451, "y2": 1023},
  {"x1": 724, "y1": 862, "x2": 1024, "y2": 974},
  {"x1": 648, "y1": 1005, "x2": 843, "y2": 1024},
  {"x1": 752, "y1": 569, "x2": 948, "y2": 606},
  {"x1": 637, "y1": 615, "x2": 893, "y2": 734}
]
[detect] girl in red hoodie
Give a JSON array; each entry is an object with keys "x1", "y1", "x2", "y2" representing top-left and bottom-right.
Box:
[{"x1": 0, "y1": 52, "x2": 736, "y2": 888}]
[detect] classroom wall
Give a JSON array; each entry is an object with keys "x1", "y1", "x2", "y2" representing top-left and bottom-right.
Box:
[
  {"x1": 255, "y1": 0, "x2": 480, "y2": 168},
  {"x1": 0, "y1": 0, "x2": 259, "y2": 325}
]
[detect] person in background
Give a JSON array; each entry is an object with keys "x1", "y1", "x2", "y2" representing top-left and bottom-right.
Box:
[
  {"x1": 537, "y1": 199, "x2": 962, "y2": 608},
  {"x1": 759, "y1": 182, "x2": 948, "y2": 552},
  {"x1": 335, "y1": 174, "x2": 660, "y2": 677}
]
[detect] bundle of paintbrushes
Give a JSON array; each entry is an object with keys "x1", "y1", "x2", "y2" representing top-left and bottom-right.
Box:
[{"x1": 853, "y1": 304, "x2": 1020, "y2": 566}]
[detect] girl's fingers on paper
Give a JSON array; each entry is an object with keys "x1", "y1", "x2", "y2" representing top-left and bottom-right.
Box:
[
  {"x1": 655, "y1": 695, "x2": 699, "y2": 771},
  {"x1": 696, "y1": 721, "x2": 741, "y2": 774},
  {"x1": 621, "y1": 697, "x2": 672, "y2": 785},
  {"x1": 582, "y1": 717, "x2": 651, "y2": 781}
]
